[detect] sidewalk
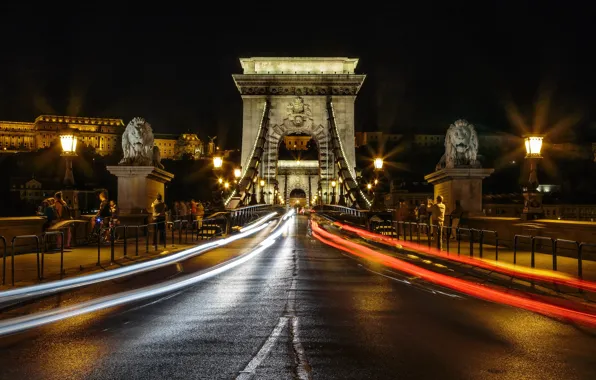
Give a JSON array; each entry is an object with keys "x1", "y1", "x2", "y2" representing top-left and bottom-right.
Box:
[{"x1": 0, "y1": 236, "x2": 200, "y2": 290}]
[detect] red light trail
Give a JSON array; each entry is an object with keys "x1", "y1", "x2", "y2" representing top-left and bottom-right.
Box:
[
  {"x1": 332, "y1": 220, "x2": 596, "y2": 293},
  {"x1": 311, "y1": 220, "x2": 596, "y2": 326}
]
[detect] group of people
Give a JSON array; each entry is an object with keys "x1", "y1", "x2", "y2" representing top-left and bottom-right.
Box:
[
  {"x1": 37, "y1": 191, "x2": 73, "y2": 248},
  {"x1": 394, "y1": 196, "x2": 465, "y2": 249},
  {"x1": 150, "y1": 196, "x2": 209, "y2": 246}
]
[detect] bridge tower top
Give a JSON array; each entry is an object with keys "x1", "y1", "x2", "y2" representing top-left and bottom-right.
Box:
[{"x1": 238, "y1": 57, "x2": 359, "y2": 75}]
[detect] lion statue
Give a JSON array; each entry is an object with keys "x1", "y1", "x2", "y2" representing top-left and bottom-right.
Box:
[
  {"x1": 119, "y1": 117, "x2": 154, "y2": 166},
  {"x1": 435, "y1": 119, "x2": 480, "y2": 170},
  {"x1": 153, "y1": 146, "x2": 164, "y2": 169}
]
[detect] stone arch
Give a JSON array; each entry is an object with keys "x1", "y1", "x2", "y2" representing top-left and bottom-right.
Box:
[
  {"x1": 289, "y1": 189, "x2": 307, "y2": 198},
  {"x1": 263, "y1": 121, "x2": 333, "y2": 182}
]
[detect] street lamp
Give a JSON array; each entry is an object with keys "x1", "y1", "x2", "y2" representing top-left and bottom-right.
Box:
[
  {"x1": 60, "y1": 127, "x2": 78, "y2": 186},
  {"x1": 338, "y1": 177, "x2": 346, "y2": 206},
  {"x1": 233, "y1": 167, "x2": 242, "y2": 199},
  {"x1": 211, "y1": 156, "x2": 225, "y2": 211},
  {"x1": 259, "y1": 179, "x2": 265, "y2": 204},
  {"x1": 522, "y1": 135, "x2": 544, "y2": 220},
  {"x1": 374, "y1": 157, "x2": 383, "y2": 170},
  {"x1": 371, "y1": 157, "x2": 386, "y2": 211},
  {"x1": 330, "y1": 180, "x2": 337, "y2": 205},
  {"x1": 213, "y1": 156, "x2": 223, "y2": 169}
]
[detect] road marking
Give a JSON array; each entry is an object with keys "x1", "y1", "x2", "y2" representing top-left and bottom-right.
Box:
[
  {"x1": 290, "y1": 316, "x2": 312, "y2": 380},
  {"x1": 236, "y1": 316, "x2": 288, "y2": 380},
  {"x1": 359, "y1": 264, "x2": 464, "y2": 299}
]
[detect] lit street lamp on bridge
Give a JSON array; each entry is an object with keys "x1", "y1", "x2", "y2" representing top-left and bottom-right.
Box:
[
  {"x1": 371, "y1": 157, "x2": 386, "y2": 211},
  {"x1": 522, "y1": 135, "x2": 544, "y2": 220},
  {"x1": 60, "y1": 127, "x2": 78, "y2": 187},
  {"x1": 331, "y1": 179, "x2": 337, "y2": 205},
  {"x1": 259, "y1": 179, "x2": 266, "y2": 204}
]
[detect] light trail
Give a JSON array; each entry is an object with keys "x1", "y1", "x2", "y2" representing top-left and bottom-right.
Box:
[
  {"x1": 311, "y1": 220, "x2": 596, "y2": 327},
  {"x1": 330, "y1": 219, "x2": 596, "y2": 292},
  {"x1": 0, "y1": 212, "x2": 294, "y2": 336},
  {"x1": 0, "y1": 212, "x2": 278, "y2": 304}
]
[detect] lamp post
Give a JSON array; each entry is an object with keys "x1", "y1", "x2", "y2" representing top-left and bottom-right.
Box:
[
  {"x1": 60, "y1": 128, "x2": 78, "y2": 187},
  {"x1": 330, "y1": 180, "x2": 337, "y2": 205},
  {"x1": 522, "y1": 135, "x2": 544, "y2": 220},
  {"x1": 212, "y1": 156, "x2": 225, "y2": 211},
  {"x1": 249, "y1": 177, "x2": 258, "y2": 205},
  {"x1": 233, "y1": 167, "x2": 242, "y2": 203},
  {"x1": 338, "y1": 177, "x2": 346, "y2": 206},
  {"x1": 59, "y1": 127, "x2": 80, "y2": 216},
  {"x1": 259, "y1": 179, "x2": 266, "y2": 204},
  {"x1": 371, "y1": 157, "x2": 386, "y2": 211}
]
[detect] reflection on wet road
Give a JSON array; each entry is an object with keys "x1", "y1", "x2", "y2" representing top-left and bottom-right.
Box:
[{"x1": 0, "y1": 216, "x2": 595, "y2": 380}]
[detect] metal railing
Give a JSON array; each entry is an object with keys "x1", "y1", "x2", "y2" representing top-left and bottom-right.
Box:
[
  {"x1": 42, "y1": 231, "x2": 65, "y2": 279},
  {"x1": 3, "y1": 235, "x2": 41, "y2": 286},
  {"x1": 314, "y1": 206, "x2": 596, "y2": 280},
  {"x1": 0, "y1": 207, "x2": 275, "y2": 287},
  {"x1": 314, "y1": 204, "x2": 366, "y2": 218}
]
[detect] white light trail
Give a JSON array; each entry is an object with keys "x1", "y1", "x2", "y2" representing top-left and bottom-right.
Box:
[
  {"x1": 0, "y1": 212, "x2": 294, "y2": 336},
  {"x1": 0, "y1": 212, "x2": 278, "y2": 304}
]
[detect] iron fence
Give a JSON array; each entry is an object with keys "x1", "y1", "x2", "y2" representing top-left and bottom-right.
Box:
[{"x1": 314, "y1": 206, "x2": 596, "y2": 280}]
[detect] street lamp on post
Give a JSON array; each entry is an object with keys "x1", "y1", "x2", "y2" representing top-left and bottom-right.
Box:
[
  {"x1": 259, "y1": 179, "x2": 266, "y2": 204},
  {"x1": 60, "y1": 127, "x2": 78, "y2": 187},
  {"x1": 338, "y1": 177, "x2": 346, "y2": 206},
  {"x1": 212, "y1": 156, "x2": 225, "y2": 211},
  {"x1": 233, "y1": 167, "x2": 242, "y2": 197},
  {"x1": 522, "y1": 135, "x2": 544, "y2": 220},
  {"x1": 331, "y1": 180, "x2": 337, "y2": 205},
  {"x1": 371, "y1": 157, "x2": 386, "y2": 211}
]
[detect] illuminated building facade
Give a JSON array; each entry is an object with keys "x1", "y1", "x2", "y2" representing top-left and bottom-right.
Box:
[
  {"x1": 0, "y1": 115, "x2": 203, "y2": 160},
  {"x1": 283, "y1": 135, "x2": 312, "y2": 151}
]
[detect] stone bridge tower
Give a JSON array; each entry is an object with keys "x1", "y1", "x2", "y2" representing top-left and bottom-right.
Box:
[{"x1": 232, "y1": 57, "x2": 366, "y2": 206}]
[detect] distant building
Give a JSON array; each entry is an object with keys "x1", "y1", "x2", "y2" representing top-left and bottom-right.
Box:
[
  {"x1": 0, "y1": 115, "x2": 204, "y2": 160},
  {"x1": 284, "y1": 135, "x2": 311, "y2": 151}
]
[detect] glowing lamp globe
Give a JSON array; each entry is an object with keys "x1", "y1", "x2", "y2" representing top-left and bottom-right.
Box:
[
  {"x1": 374, "y1": 157, "x2": 384, "y2": 170},
  {"x1": 213, "y1": 156, "x2": 223, "y2": 169},
  {"x1": 524, "y1": 136, "x2": 544, "y2": 158},
  {"x1": 331, "y1": 180, "x2": 336, "y2": 188},
  {"x1": 60, "y1": 134, "x2": 78, "y2": 155},
  {"x1": 260, "y1": 179, "x2": 265, "y2": 187},
  {"x1": 234, "y1": 168, "x2": 242, "y2": 178}
]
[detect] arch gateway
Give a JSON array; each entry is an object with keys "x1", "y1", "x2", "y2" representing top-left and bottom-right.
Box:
[{"x1": 231, "y1": 57, "x2": 369, "y2": 208}]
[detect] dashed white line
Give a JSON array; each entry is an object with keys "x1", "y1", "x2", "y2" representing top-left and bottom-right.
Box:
[{"x1": 235, "y1": 316, "x2": 288, "y2": 380}]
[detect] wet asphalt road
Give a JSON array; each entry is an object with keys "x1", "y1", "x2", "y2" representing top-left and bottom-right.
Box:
[{"x1": 0, "y1": 215, "x2": 596, "y2": 380}]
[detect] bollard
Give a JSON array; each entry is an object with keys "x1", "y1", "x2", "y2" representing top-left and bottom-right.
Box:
[
  {"x1": 135, "y1": 226, "x2": 140, "y2": 256},
  {"x1": 110, "y1": 227, "x2": 116, "y2": 263},
  {"x1": 1, "y1": 236, "x2": 7, "y2": 285},
  {"x1": 122, "y1": 226, "x2": 127, "y2": 257}
]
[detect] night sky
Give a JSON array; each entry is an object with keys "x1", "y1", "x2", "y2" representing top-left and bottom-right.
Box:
[{"x1": 1, "y1": 4, "x2": 595, "y2": 149}]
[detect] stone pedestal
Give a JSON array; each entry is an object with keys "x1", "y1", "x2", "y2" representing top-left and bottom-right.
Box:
[
  {"x1": 424, "y1": 168, "x2": 494, "y2": 216},
  {"x1": 521, "y1": 191, "x2": 544, "y2": 220},
  {"x1": 106, "y1": 166, "x2": 174, "y2": 219}
]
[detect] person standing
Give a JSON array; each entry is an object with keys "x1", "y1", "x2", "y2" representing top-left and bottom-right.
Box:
[
  {"x1": 430, "y1": 195, "x2": 446, "y2": 250},
  {"x1": 152, "y1": 194, "x2": 166, "y2": 246},
  {"x1": 450, "y1": 200, "x2": 464, "y2": 240},
  {"x1": 54, "y1": 191, "x2": 72, "y2": 248}
]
